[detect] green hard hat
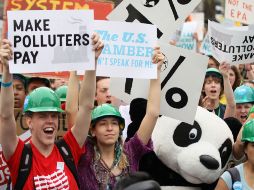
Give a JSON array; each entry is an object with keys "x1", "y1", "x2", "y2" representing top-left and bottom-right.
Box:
[
  {"x1": 55, "y1": 85, "x2": 68, "y2": 102},
  {"x1": 91, "y1": 104, "x2": 125, "y2": 130},
  {"x1": 234, "y1": 85, "x2": 254, "y2": 104},
  {"x1": 205, "y1": 68, "x2": 223, "y2": 79},
  {"x1": 23, "y1": 87, "x2": 63, "y2": 113},
  {"x1": 242, "y1": 119, "x2": 254, "y2": 142}
]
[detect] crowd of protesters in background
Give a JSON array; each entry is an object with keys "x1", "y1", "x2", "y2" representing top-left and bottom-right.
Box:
[{"x1": 1, "y1": 0, "x2": 254, "y2": 189}]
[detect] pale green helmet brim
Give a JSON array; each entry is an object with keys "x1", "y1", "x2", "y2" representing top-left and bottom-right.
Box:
[{"x1": 26, "y1": 107, "x2": 64, "y2": 113}]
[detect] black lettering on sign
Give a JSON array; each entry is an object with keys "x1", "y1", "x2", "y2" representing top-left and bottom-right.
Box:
[
  {"x1": 168, "y1": 0, "x2": 192, "y2": 20},
  {"x1": 125, "y1": 4, "x2": 163, "y2": 38},
  {"x1": 125, "y1": 78, "x2": 133, "y2": 94},
  {"x1": 161, "y1": 56, "x2": 185, "y2": 89},
  {"x1": 165, "y1": 87, "x2": 188, "y2": 109},
  {"x1": 161, "y1": 55, "x2": 188, "y2": 109}
]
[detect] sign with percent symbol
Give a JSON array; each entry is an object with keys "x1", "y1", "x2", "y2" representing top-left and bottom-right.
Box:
[
  {"x1": 107, "y1": 0, "x2": 201, "y2": 41},
  {"x1": 110, "y1": 43, "x2": 208, "y2": 124}
]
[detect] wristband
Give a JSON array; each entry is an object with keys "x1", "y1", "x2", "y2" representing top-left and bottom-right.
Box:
[{"x1": 1, "y1": 81, "x2": 13, "y2": 88}]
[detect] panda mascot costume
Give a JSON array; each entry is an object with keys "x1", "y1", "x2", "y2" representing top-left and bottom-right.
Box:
[{"x1": 139, "y1": 106, "x2": 234, "y2": 190}]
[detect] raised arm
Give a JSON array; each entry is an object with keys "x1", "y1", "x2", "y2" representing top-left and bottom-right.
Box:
[
  {"x1": 0, "y1": 39, "x2": 19, "y2": 160},
  {"x1": 65, "y1": 71, "x2": 79, "y2": 129},
  {"x1": 219, "y1": 62, "x2": 236, "y2": 118},
  {"x1": 233, "y1": 123, "x2": 245, "y2": 160},
  {"x1": 136, "y1": 47, "x2": 163, "y2": 145},
  {"x1": 71, "y1": 34, "x2": 104, "y2": 147}
]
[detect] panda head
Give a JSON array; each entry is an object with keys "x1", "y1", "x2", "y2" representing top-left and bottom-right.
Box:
[{"x1": 152, "y1": 106, "x2": 233, "y2": 184}]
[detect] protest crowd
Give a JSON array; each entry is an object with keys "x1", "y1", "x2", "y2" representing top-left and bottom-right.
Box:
[{"x1": 0, "y1": 0, "x2": 254, "y2": 190}]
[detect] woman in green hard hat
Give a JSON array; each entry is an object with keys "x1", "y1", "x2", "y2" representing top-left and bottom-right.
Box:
[
  {"x1": 234, "y1": 85, "x2": 254, "y2": 124},
  {"x1": 200, "y1": 63, "x2": 235, "y2": 119},
  {"x1": 215, "y1": 119, "x2": 254, "y2": 190},
  {"x1": 77, "y1": 47, "x2": 164, "y2": 190},
  {"x1": 0, "y1": 34, "x2": 104, "y2": 189}
]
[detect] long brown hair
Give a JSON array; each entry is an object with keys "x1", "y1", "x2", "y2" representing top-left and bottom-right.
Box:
[
  {"x1": 89, "y1": 121, "x2": 129, "y2": 170},
  {"x1": 230, "y1": 65, "x2": 242, "y2": 90}
]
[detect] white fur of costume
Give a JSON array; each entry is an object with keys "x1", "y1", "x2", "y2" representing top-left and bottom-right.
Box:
[{"x1": 141, "y1": 106, "x2": 234, "y2": 190}]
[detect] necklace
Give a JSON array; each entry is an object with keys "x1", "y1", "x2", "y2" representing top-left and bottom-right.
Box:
[
  {"x1": 100, "y1": 158, "x2": 115, "y2": 171},
  {"x1": 93, "y1": 158, "x2": 114, "y2": 190}
]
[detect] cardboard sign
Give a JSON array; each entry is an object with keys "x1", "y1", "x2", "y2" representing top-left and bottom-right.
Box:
[
  {"x1": 7, "y1": 10, "x2": 94, "y2": 73},
  {"x1": 176, "y1": 21, "x2": 197, "y2": 51},
  {"x1": 91, "y1": 20, "x2": 157, "y2": 79},
  {"x1": 208, "y1": 20, "x2": 254, "y2": 64},
  {"x1": 107, "y1": 0, "x2": 201, "y2": 41},
  {"x1": 225, "y1": 0, "x2": 254, "y2": 25},
  {"x1": 110, "y1": 43, "x2": 208, "y2": 124}
]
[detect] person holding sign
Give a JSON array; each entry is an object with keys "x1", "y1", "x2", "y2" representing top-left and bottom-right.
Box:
[
  {"x1": 0, "y1": 34, "x2": 104, "y2": 190},
  {"x1": 66, "y1": 47, "x2": 163, "y2": 189}
]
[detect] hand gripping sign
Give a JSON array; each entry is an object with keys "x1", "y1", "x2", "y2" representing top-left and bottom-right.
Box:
[
  {"x1": 110, "y1": 43, "x2": 208, "y2": 124},
  {"x1": 107, "y1": 0, "x2": 201, "y2": 41}
]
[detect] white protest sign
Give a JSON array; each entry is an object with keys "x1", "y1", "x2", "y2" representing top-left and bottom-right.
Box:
[
  {"x1": 176, "y1": 21, "x2": 197, "y2": 51},
  {"x1": 200, "y1": 33, "x2": 212, "y2": 56},
  {"x1": 110, "y1": 44, "x2": 208, "y2": 124},
  {"x1": 7, "y1": 10, "x2": 94, "y2": 73},
  {"x1": 208, "y1": 20, "x2": 254, "y2": 64},
  {"x1": 95, "y1": 20, "x2": 157, "y2": 79},
  {"x1": 225, "y1": 0, "x2": 254, "y2": 25},
  {"x1": 107, "y1": 0, "x2": 201, "y2": 41}
]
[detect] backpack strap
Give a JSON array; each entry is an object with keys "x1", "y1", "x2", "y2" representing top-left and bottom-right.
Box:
[
  {"x1": 55, "y1": 139, "x2": 80, "y2": 188},
  {"x1": 14, "y1": 143, "x2": 33, "y2": 190},
  {"x1": 9, "y1": 139, "x2": 80, "y2": 189},
  {"x1": 227, "y1": 167, "x2": 241, "y2": 189}
]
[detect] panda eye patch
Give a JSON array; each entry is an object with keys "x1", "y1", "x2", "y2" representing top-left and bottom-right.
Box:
[
  {"x1": 173, "y1": 121, "x2": 202, "y2": 147},
  {"x1": 219, "y1": 138, "x2": 232, "y2": 168}
]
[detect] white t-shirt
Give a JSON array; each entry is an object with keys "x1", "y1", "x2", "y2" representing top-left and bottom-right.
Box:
[{"x1": 221, "y1": 163, "x2": 252, "y2": 190}]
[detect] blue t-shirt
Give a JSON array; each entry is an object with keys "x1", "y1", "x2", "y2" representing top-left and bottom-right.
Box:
[{"x1": 221, "y1": 163, "x2": 252, "y2": 190}]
